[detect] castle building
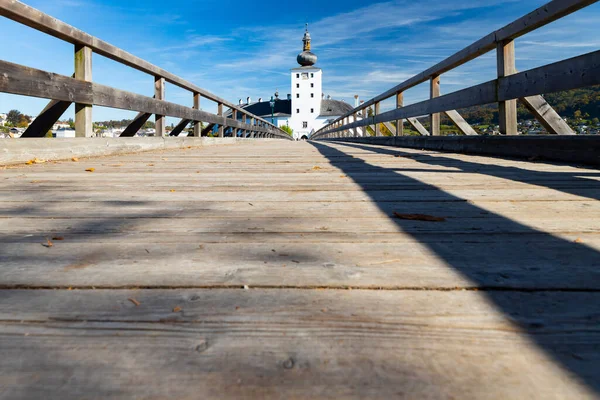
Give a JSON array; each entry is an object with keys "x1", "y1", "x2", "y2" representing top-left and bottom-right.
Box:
[{"x1": 238, "y1": 25, "x2": 353, "y2": 140}]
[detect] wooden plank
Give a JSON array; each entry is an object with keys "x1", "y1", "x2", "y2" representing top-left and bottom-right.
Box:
[
  {"x1": 445, "y1": 110, "x2": 478, "y2": 136},
  {"x1": 74, "y1": 44, "x2": 92, "y2": 138},
  {"x1": 1, "y1": 237, "x2": 599, "y2": 288},
  {"x1": 520, "y1": 95, "x2": 575, "y2": 135},
  {"x1": 0, "y1": 289, "x2": 597, "y2": 399}
]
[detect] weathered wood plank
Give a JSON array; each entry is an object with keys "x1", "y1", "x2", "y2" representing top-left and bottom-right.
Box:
[
  {"x1": 520, "y1": 95, "x2": 576, "y2": 135},
  {"x1": 444, "y1": 110, "x2": 478, "y2": 136},
  {"x1": 0, "y1": 289, "x2": 597, "y2": 399},
  {"x1": 1, "y1": 239, "x2": 599, "y2": 289}
]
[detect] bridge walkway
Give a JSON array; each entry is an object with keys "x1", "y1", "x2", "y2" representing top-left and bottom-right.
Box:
[{"x1": 1, "y1": 140, "x2": 599, "y2": 398}]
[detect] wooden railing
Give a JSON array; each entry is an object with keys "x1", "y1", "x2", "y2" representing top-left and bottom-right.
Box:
[
  {"x1": 0, "y1": 0, "x2": 292, "y2": 140},
  {"x1": 312, "y1": 0, "x2": 599, "y2": 140}
]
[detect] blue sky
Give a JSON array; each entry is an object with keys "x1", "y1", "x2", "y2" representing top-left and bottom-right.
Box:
[{"x1": 1, "y1": 0, "x2": 599, "y2": 122}]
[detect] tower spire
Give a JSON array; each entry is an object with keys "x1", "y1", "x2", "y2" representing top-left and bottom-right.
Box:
[{"x1": 297, "y1": 24, "x2": 317, "y2": 66}]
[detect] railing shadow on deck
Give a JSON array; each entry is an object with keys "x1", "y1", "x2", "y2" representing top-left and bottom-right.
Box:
[{"x1": 310, "y1": 141, "x2": 600, "y2": 394}]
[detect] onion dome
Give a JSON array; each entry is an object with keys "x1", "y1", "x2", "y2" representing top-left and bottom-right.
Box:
[{"x1": 297, "y1": 24, "x2": 317, "y2": 67}]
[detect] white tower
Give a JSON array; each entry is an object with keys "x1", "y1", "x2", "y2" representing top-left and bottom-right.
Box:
[{"x1": 290, "y1": 25, "x2": 322, "y2": 139}]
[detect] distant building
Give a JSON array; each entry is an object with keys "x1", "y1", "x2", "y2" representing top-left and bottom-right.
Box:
[
  {"x1": 235, "y1": 25, "x2": 355, "y2": 140},
  {"x1": 0, "y1": 113, "x2": 7, "y2": 127}
]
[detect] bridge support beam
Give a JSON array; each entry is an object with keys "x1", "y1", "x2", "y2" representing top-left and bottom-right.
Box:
[
  {"x1": 120, "y1": 112, "x2": 152, "y2": 137},
  {"x1": 193, "y1": 93, "x2": 201, "y2": 137},
  {"x1": 154, "y1": 77, "x2": 165, "y2": 137},
  {"x1": 74, "y1": 44, "x2": 93, "y2": 137},
  {"x1": 497, "y1": 40, "x2": 518, "y2": 135},
  {"x1": 408, "y1": 118, "x2": 430, "y2": 136},
  {"x1": 520, "y1": 95, "x2": 576, "y2": 135},
  {"x1": 430, "y1": 75, "x2": 441, "y2": 136},
  {"x1": 22, "y1": 99, "x2": 72, "y2": 138},
  {"x1": 444, "y1": 110, "x2": 478, "y2": 136},
  {"x1": 169, "y1": 119, "x2": 192, "y2": 137}
]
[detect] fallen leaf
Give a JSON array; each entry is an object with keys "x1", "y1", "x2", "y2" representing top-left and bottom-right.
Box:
[
  {"x1": 394, "y1": 212, "x2": 446, "y2": 222},
  {"x1": 147, "y1": 164, "x2": 155, "y2": 167},
  {"x1": 128, "y1": 298, "x2": 141, "y2": 307},
  {"x1": 85, "y1": 168, "x2": 95, "y2": 173},
  {"x1": 26, "y1": 158, "x2": 46, "y2": 165},
  {"x1": 52, "y1": 236, "x2": 65, "y2": 241},
  {"x1": 170, "y1": 189, "x2": 176, "y2": 193},
  {"x1": 72, "y1": 157, "x2": 79, "y2": 162},
  {"x1": 173, "y1": 306, "x2": 182, "y2": 313},
  {"x1": 574, "y1": 238, "x2": 584, "y2": 243},
  {"x1": 312, "y1": 166, "x2": 322, "y2": 170},
  {"x1": 42, "y1": 238, "x2": 53, "y2": 248}
]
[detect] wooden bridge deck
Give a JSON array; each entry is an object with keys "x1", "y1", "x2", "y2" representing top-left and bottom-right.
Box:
[{"x1": 1, "y1": 140, "x2": 599, "y2": 399}]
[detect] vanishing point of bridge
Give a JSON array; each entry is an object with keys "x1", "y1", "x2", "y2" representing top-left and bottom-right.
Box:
[{"x1": 1, "y1": 0, "x2": 600, "y2": 399}]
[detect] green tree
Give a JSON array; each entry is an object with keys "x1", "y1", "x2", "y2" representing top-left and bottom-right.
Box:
[
  {"x1": 7, "y1": 110, "x2": 23, "y2": 126},
  {"x1": 574, "y1": 110, "x2": 582, "y2": 121},
  {"x1": 592, "y1": 117, "x2": 600, "y2": 126},
  {"x1": 280, "y1": 125, "x2": 293, "y2": 136}
]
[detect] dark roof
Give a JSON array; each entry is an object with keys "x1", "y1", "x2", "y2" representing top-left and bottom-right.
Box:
[
  {"x1": 319, "y1": 99, "x2": 354, "y2": 117},
  {"x1": 240, "y1": 99, "x2": 292, "y2": 118},
  {"x1": 228, "y1": 98, "x2": 353, "y2": 119}
]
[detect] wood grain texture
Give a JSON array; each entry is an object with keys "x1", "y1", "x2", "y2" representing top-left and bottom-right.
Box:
[
  {"x1": 0, "y1": 289, "x2": 598, "y2": 399},
  {"x1": 0, "y1": 140, "x2": 599, "y2": 398}
]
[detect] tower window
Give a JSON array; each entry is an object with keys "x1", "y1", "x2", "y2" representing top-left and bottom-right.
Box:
[
  {"x1": 296, "y1": 74, "x2": 300, "y2": 78},
  {"x1": 311, "y1": 108, "x2": 314, "y2": 113},
  {"x1": 303, "y1": 122, "x2": 308, "y2": 128},
  {"x1": 296, "y1": 84, "x2": 300, "y2": 88},
  {"x1": 296, "y1": 94, "x2": 300, "y2": 98},
  {"x1": 296, "y1": 109, "x2": 300, "y2": 114},
  {"x1": 311, "y1": 83, "x2": 314, "y2": 88},
  {"x1": 311, "y1": 93, "x2": 314, "y2": 98},
  {"x1": 311, "y1": 73, "x2": 314, "y2": 78}
]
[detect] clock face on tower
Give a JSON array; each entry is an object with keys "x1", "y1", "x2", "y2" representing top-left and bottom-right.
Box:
[{"x1": 301, "y1": 73, "x2": 309, "y2": 80}]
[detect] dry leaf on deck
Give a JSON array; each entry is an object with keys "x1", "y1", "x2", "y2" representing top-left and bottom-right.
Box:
[
  {"x1": 173, "y1": 306, "x2": 182, "y2": 313},
  {"x1": 42, "y1": 239, "x2": 53, "y2": 248},
  {"x1": 52, "y1": 237, "x2": 65, "y2": 241},
  {"x1": 72, "y1": 157, "x2": 79, "y2": 162},
  {"x1": 394, "y1": 212, "x2": 446, "y2": 222},
  {"x1": 128, "y1": 298, "x2": 141, "y2": 306},
  {"x1": 312, "y1": 166, "x2": 322, "y2": 170},
  {"x1": 85, "y1": 168, "x2": 95, "y2": 172},
  {"x1": 574, "y1": 238, "x2": 584, "y2": 243}
]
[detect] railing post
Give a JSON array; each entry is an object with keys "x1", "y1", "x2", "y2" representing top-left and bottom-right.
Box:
[
  {"x1": 396, "y1": 92, "x2": 404, "y2": 136},
  {"x1": 154, "y1": 77, "x2": 165, "y2": 137},
  {"x1": 353, "y1": 113, "x2": 358, "y2": 137},
  {"x1": 242, "y1": 114, "x2": 247, "y2": 138},
  {"x1": 232, "y1": 109, "x2": 238, "y2": 137},
  {"x1": 497, "y1": 39, "x2": 518, "y2": 135},
  {"x1": 193, "y1": 92, "x2": 201, "y2": 137},
  {"x1": 217, "y1": 103, "x2": 224, "y2": 137},
  {"x1": 374, "y1": 102, "x2": 381, "y2": 136},
  {"x1": 250, "y1": 117, "x2": 255, "y2": 138},
  {"x1": 430, "y1": 76, "x2": 440, "y2": 136},
  {"x1": 74, "y1": 44, "x2": 92, "y2": 137}
]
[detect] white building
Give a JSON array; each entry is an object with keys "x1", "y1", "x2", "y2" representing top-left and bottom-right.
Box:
[
  {"x1": 0, "y1": 113, "x2": 7, "y2": 127},
  {"x1": 235, "y1": 25, "x2": 354, "y2": 140}
]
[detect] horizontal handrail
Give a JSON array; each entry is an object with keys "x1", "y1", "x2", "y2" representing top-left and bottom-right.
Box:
[
  {"x1": 312, "y1": 0, "x2": 598, "y2": 140},
  {"x1": 0, "y1": 0, "x2": 291, "y2": 139}
]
